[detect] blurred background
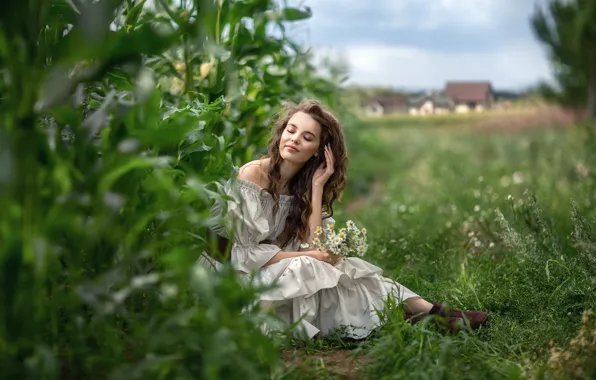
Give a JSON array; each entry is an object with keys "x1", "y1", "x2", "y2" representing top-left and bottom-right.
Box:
[{"x1": 1, "y1": 0, "x2": 595, "y2": 379}]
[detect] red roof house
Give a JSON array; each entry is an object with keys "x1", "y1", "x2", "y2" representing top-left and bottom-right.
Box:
[{"x1": 444, "y1": 81, "x2": 495, "y2": 109}]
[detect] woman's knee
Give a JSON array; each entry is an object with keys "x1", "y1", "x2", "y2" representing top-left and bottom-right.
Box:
[{"x1": 287, "y1": 255, "x2": 321, "y2": 268}]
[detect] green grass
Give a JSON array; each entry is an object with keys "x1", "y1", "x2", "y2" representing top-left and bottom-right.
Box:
[{"x1": 281, "y1": 120, "x2": 596, "y2": 379}]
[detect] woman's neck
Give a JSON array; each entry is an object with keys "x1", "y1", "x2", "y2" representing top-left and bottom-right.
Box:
[
  {"x1": 278, "y1": 159, "x2": 303, "y2": 193},
  {"x1": 259, "y1": 157, "x2": 302, "y2": 194}
]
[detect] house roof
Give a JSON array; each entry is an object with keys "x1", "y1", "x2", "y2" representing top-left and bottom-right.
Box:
[
  {"x1": 444, "y1": 81, "x2": 493, "y2": 103},
  {"x1": 365, "y1": 95, "x2": 407, "y2": 109},
  {"x1": 408, "y1": 92, "x2": 454, "y2": 108}
]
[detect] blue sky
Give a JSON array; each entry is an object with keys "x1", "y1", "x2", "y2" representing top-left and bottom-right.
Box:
[{"x1": 287, "y1": 0, "x2": 554, "y2": 91}]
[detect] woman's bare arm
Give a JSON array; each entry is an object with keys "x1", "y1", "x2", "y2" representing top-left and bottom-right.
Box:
[
  {"x1": 264, "y1": 251, "x2": 313, "y2": 266},
  {"x1": 263, "y1": 249, "x2": 340, "y2": 266}
]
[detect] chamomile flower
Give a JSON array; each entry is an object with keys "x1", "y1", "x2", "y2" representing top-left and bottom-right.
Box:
[{"x1": 305, "y1": 220, "x2": 368, "y2": 258}]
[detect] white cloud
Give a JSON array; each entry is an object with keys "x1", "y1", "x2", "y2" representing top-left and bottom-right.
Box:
[
  {"x1": 313, "y1": 42, "x2": 552, "y2": 90},
  {"x1": 301, "y1": 0, "x2": 545, "y2": 30},
  {"x1": 290, "y1": 0, "x2": 554, "y2": 89}
]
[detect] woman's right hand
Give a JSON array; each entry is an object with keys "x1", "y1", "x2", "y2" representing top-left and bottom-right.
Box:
[{"x1": 308, "y1": 250, "x2": 342, "y2": 265}]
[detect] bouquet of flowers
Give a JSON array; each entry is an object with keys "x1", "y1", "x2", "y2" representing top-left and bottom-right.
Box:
[{"x1": 301, "y1": 220, "x2": 368, "y2": 258}]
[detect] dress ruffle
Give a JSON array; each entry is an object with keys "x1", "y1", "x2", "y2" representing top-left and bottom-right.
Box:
[{"x1": 254, "y1": 256, "x2": 418, "y2": 339}]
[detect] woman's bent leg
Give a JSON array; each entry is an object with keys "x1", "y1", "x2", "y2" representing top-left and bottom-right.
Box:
[{"x1": 402, "y1": 296, "x2": 434, "y2": 314}]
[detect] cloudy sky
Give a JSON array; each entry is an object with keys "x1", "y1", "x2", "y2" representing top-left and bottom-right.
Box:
[{"x1": 287, "y1": 0, "x2": 554, "y2": 91}]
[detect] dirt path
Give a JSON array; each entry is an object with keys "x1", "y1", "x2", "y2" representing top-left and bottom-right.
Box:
[{"x1": 282, "y1": 348, "x2": 370, "y2": 379}]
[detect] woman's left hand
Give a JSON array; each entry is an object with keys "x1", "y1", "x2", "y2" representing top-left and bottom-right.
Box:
[{"x1": 312, "y1": 144, "x2": 335, "y2": 189}]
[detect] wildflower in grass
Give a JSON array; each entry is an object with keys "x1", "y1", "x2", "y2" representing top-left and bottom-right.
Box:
[
  {"x1": 474, "y1": 205, "x2": 481, "y2": 212},
  {"x1": 576, "y1": 162, "x2": 588, "y2": 177},
  {"x1": 462, "y1": 221, "x2": 470, "y2": 232},
  {"x1": 489, "y1": 242, "x2": 495, "y2": 248},
  {"x1": 512, "y1": 171, "x2": 524, "y2": 184}
]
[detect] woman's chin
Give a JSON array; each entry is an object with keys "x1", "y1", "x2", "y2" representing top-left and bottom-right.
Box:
[{"x1": 280, "y1": 153, "x2": 300, "y2": 163}]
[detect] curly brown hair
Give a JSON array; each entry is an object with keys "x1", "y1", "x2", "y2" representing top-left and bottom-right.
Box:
[{"x1": 261, "y1": 99, "x2": 348, "y2": 248}]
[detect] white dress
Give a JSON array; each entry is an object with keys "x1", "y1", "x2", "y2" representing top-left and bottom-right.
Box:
[{"x1": 197, "y1": 176, "x2": 419, "y2": 339}]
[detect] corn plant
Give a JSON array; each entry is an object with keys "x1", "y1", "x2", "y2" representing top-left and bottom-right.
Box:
[{"x1": 0, "y1": 0, "x2": 339, "y2": 378}]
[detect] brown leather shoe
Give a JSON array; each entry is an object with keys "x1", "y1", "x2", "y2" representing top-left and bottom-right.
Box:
[
  {"x1": 404, "y1": 312, "x2": 465, "y2": 335},
  {"x1": 429, "y1": 303, "x2": 489, "y2": 330}
]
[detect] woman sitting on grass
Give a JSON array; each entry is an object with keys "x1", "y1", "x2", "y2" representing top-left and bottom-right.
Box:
[{"x1": 198, "y1": 99, "x2": 489, "y2": 339}]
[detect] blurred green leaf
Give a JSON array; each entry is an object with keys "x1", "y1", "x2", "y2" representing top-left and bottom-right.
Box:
[{"x1": 279, "y1": 6, "x2": 312, "y2": 21}]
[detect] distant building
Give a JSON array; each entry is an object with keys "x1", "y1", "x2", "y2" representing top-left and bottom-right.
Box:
[
  {"x1": 443, "y1": 81, "x2": 495, "y2": 113},
  {"x1": 362, "y1": 95, "x2": 409, "y2": 116},
  {"x1": 407, "y1": 92, "x2": 454, "y2": 115},
  {"x1": 359, "y1": 81, "x2": 497, "y2": 117}
]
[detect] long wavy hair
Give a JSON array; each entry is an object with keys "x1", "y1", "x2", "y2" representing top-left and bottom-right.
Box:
[{"x1": 261, "y1": 99, "x2": 348, "y2": 248}]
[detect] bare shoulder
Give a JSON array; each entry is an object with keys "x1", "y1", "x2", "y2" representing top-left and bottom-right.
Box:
[{"x1": 238, "y1": 158, "x2": 269, "y2": 187}]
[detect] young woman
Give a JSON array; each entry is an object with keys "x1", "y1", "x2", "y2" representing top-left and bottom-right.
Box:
[{"x1": 198, "y1": 99, "x2": 489, "y2": 339}]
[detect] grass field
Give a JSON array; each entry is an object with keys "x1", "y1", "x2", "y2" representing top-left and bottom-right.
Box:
[{"x1": 280, "y1": 113, "x2": 596, "y2": 379}]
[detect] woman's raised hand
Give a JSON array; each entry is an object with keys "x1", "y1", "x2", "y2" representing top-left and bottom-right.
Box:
[
  {"x1": 309, "y1": 250, "x2": 342, "y2": 265},
  {"x1": 312, "y1": 144, "x2": 335, "y2": 189}
]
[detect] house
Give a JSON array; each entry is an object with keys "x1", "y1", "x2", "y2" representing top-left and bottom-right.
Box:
[
  {"x1": 443, "y1": 81, "x2": 495, "y2": 113},
  {"x1": 407, "y1": 92, "x2": 454, "y2": 115},
  {"x1": 362, "y1": 95, "x2": 408, "y2": 116}
]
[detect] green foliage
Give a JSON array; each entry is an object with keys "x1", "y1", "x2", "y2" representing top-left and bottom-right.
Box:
[
  {"x1": 530, "y1": 0, "x2": 596, "y2": 117},
  {"x1": 0, "y1": 0, "x2": 340, "y2": 378}
]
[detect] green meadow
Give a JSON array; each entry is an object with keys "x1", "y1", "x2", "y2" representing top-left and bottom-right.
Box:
[{"x1": 281, "y1": 117, "x2": 596, "y2": 379}]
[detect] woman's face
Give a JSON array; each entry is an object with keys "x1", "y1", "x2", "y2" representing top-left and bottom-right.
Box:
[{"x1": 279, "y1": 111, "x2": 322, "y2": 164}]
